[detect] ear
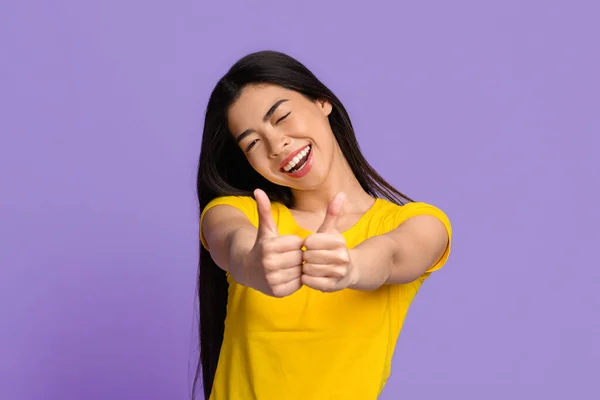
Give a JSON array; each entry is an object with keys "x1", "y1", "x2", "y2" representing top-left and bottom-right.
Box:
[{"x1": 316, "y1": 98, "x2": 333, "y2": 117}]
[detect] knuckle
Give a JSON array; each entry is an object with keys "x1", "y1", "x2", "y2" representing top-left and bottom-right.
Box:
[
  {"x1": 293, "y1": 236, "x2": 305, "y2": 247},
  {"x1": 271, "y1": 286, "x2": 287, "y2": 298},
  {"x1": 301, "y1": 263, "x2": 312, "y2": 274},
  {"x1": 262, "y1": 239, "x2": 276, "y2": 253},
  {"x1": 262, "y1": 254, "x2": 277, "y2": 270},
  {"x1": 333, "y1": 237, "x2": 346, "y2": 248},
  {"x1": 338, "y1": 251, "x2": 350, "y2": 264},
  {"x1": 321, "y1": 281, "x2": 336, "y2": 292},
  {"x1": 301, "y1": 251, "x2": 311, "y2": 263},
  {"x1": 303, "y1": 235, "x2": 315, "y2": 248},
  {"x1": 265, "y1": 271, "x2": 278, "y2": 285},
  {"x1": 336, "y1": 234, "x2": 347, "y2": 244}
]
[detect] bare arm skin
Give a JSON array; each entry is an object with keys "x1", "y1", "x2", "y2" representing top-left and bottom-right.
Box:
[
  {"x1": 349, "y1": 214, "x2": 449, "y2": 290},
  {"x1": 202, "y1": 190, "x2": 304, "y2": 298}
]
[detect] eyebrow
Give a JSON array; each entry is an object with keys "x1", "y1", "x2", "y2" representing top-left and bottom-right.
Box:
[{"x1": 235, "y1": 99, "x2": 289, "y2": 144}]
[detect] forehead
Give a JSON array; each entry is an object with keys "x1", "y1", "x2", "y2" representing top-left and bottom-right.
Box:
[{"x1": 228, "y1": 84, "x2": 300, "y2": 127}]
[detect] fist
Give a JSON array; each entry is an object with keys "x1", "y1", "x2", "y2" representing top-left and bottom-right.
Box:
[
  {"x1": 301, "y1": 193, "x2": 358, "y2": 292},
  {"x1": 245, "y1": 189, "x2": 304, "y2": 298}
]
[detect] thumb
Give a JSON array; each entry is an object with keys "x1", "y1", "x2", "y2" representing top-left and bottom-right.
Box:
[
  {"x1": 254, "y1": 189, "x2": 278, "y2": 237},
  {"x1": 317, "y1": 192, "x2": 346, "y2": 233}
]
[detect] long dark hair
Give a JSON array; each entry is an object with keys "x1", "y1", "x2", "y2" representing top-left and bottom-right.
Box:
[{"x1": 193, "y1": 50, "x2": 413, "y2": 399}]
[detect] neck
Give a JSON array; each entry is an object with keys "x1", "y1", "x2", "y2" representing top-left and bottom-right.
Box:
[{"x1": 291, "y1": 145, "x2": 374, "y2": 214}]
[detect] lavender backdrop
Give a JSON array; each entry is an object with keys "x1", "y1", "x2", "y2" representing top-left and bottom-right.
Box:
[{"x1": 1, "y1": 1, "x2": 598, "y2": 399}]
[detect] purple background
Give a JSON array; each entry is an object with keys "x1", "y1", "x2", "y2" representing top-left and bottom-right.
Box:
[{"x1": 1, "y1": 0, "x2": 598, "y2": 399}]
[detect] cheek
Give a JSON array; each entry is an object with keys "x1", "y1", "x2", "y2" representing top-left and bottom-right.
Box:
[
  {"x1": 295, "y1": 117, "x2": 309, "y2": 133},
  {"x1": 309, "y1": 115, "x2": 333, "y2": 143},
  {"x1": 246, "y1": 155, "x2": 263, "y2": 171},
  {"x1": 246, "y1": 153, "x2": 275, "y2": 176},
  {"x1": 313, "y1": 123, "x2": 336, "y2": 154}
]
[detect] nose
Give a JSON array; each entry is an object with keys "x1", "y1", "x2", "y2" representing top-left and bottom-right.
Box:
[{"x1": 266, "y1": 133, "x2": 291, "y2": 159}]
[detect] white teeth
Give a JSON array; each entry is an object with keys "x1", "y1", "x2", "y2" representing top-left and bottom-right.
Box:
[{"x1": 283, "y1": 145, "x2": 311, "y2": 172}]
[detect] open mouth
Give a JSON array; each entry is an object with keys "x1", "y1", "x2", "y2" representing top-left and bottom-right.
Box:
[{"x1": 281, "y1": 145, "x2": 311, "y2": 174}]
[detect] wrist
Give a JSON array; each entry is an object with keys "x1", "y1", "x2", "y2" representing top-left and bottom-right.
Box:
[
  {"x1": 348, "y1": 243, "x2": 392, "y2": 291},
  {"x1": 227, "y1": 229, "x2": 255, "y2": 286},
  {"x1": 347, "y1": 248, "x2": 362, "y2": 289}
]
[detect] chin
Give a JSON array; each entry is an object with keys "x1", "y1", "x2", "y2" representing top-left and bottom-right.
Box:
[{"x1": 292, "y1": 171, "x2": 328, "y2": 191}]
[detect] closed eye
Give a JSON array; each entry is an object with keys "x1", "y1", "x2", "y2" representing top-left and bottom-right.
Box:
[
  {"x1": 245, "y1": 139, "x2": 259, "y2": 152},
  {"x1": 276, "y1": 112, "x2": 291, "y2": 124},
  {"x1": 244, "y1": 112, "x2": 289, "y2": 152}
]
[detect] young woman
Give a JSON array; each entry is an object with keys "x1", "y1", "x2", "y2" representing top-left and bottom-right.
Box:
[{"x1": 194, "y1": 50, "x2": 452, "y2": 400}]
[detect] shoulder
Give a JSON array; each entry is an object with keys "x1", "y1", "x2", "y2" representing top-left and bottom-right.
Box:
[
  {"x1": 374, "y1": 198, "x2": 452, "y2": 237},
  {"x1": 375, "y1": 198, "x2": 452, "y2": 273},
  {"x1": 200, "y1": 195, "x2": 259, "y2": 225},
  {"x1": 200, "y1": 196, "x2": 258, "y2": 249}
]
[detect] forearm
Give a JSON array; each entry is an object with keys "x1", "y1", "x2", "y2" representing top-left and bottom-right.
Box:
[
  {"x1": 349, "y1": 215, "x2": 449, "y2": 289},
  {"x1": 348, "y1": 235, "x2": 396, "y2": 291},
  {"x1": 226, "y1": 227, "x2": 258, "y2": 287}
]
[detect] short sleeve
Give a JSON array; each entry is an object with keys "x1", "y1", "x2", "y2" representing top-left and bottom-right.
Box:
[
  {"x1": 199, "y1": 196, "x2": 257, "y2": 251},
  {"x1": 392, "y1": 202, "x2": 452, "y2": 273}
]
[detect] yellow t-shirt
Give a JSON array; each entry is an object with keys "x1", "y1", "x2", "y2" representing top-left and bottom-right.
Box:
[{"x1": 200, "y1": 196, "x2": 452, "y2": 400}]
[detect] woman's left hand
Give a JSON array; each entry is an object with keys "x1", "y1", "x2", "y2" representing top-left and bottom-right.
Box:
[{"x1": 301, "y1": 193, "x2": 360, "y2": 292}]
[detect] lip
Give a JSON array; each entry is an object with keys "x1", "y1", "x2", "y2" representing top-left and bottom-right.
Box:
[
  {"x1": 285, "y1": 148, "x2": 314, "y2": 178},
  {"x1": 279, "y1": 145, "x2": 311, "y2": 171}
]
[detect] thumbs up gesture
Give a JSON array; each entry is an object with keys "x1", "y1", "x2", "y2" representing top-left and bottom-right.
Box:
[
  {"x1": 244, "y1": 189, "x2": 304, "y2": 298},
  {"x1": 301, "y1": 193, "x2": 359, "y2": 292}
]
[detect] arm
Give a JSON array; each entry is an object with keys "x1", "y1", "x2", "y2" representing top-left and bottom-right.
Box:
[
  {"x1": 349, "y1": 214, "x2": 449, "y2": 290},
  {"x1": 201, "y1": 205, "x2": 258, "y2": 283},
  {"x1": 201, "y1": 191, "x2": 305, "y2": 298}
]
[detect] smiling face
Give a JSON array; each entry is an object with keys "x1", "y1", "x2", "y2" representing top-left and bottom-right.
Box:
[{"x1": 227, "y1": 84, "x2": 336, "y2": 190}]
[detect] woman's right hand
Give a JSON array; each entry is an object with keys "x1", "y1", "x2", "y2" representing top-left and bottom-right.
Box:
[{"x1": 243, "y1": 189, "x2": 304, "y2": 298}]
